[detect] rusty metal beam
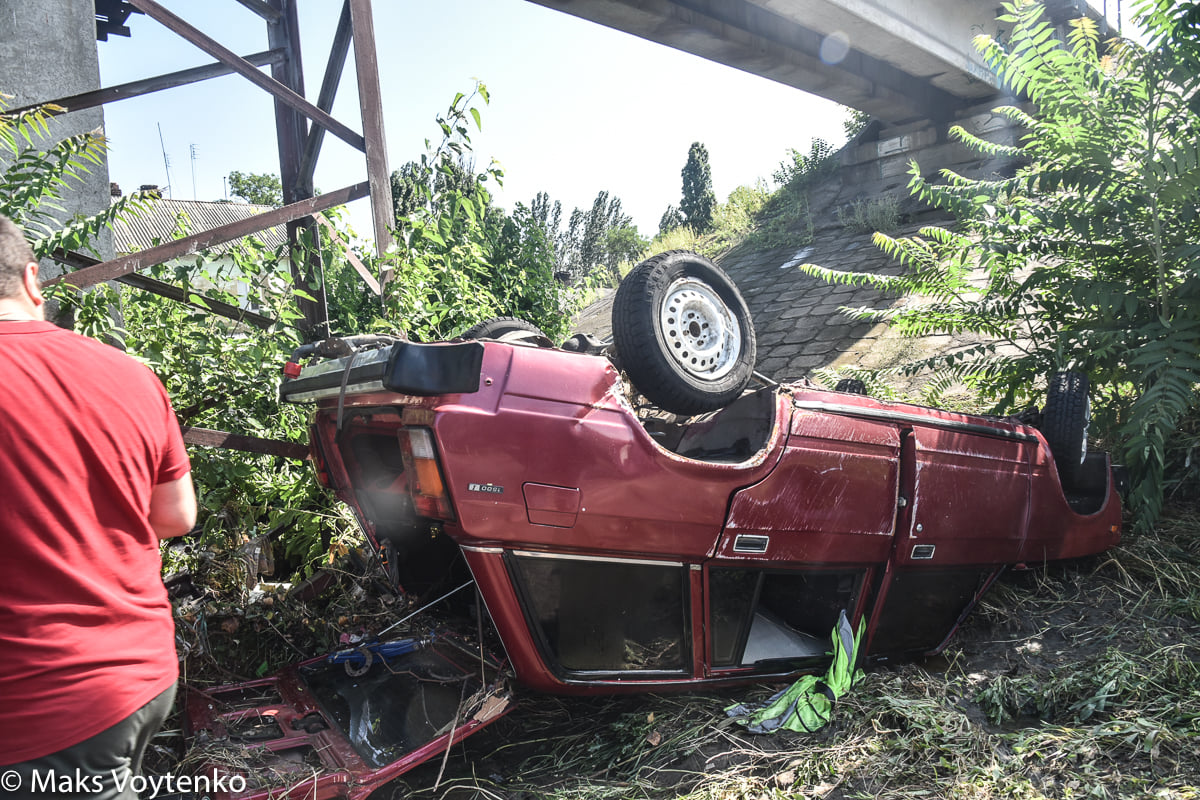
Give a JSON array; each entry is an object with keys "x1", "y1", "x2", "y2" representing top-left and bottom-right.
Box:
[
  {"x1": 314, "y1": 214, "x2": 380, "y2": 295},
  {"x1": 349, "y1": 0, "x2": 394, "y2": 256},
  {"x1": 52, "y1": 249, "x2": 280, "y2": 330},
  {"x1": 292, "y1": 219, "x2": 331, "y2": 335},
  {"x1": 8, "y1": 49, "x2": 286, "y2": 117},
  {"x1": 267, "y1": 0, "x2": 328, "y2": 334},
  {"x1": 298, "y1": 0, "x2": 352, "y2": 194},
  {"x1": 233, "y1": 0, "x2": 282, "y2": 22},
  {"x1": 268, "y1": 0, "x2": 309, "y2": 202},
  {"x1": 181, "y1": 426, "x2": 309, "y2": 459},
  {"x1": 46, "y1": 182, "x2": 369, "y2": 289},
  {"x1": 125, "y1": 0, "x2": 366, "y2": 153}
]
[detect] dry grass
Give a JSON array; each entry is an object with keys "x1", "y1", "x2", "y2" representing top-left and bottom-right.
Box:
[
  {"x1": 387, "y1": 504, "x2": 1200, "y2": 800},
  {"x1": 153, "y1": 504, "x2": 1200, "y2": 800}
]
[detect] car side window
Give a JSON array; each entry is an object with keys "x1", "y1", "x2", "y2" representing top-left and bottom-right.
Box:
[
  {"x1": 509, "y1": 554, "x2": 689, "y2": 674},
  {"x1": 709, "y1": 568, "x2": 863, "y2": 667}
]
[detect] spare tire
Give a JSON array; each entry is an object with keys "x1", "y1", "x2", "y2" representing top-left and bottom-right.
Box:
[
  {"x1": 1042, "y1": 371, "x2": 1090, "y2": 486},
  {"x1": 460, "y1": 316, "x2": 548, "y2": 345},
  {"x1": 612, "y1": 250, "x2": 756, "y2": 415}
]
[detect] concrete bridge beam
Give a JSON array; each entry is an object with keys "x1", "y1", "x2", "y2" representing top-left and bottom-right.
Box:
[{"x1": 526, "y1": 0, "x2": 1107, "y2": 125}]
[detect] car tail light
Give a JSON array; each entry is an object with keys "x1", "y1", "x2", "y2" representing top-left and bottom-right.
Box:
[{"x1": 401, "y1": 427, "x2": 454, "y2": 520}]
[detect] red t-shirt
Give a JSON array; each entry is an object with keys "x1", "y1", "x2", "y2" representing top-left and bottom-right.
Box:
[{"x1": 0, "y1": 320, "x2": 191, "y2": 763}]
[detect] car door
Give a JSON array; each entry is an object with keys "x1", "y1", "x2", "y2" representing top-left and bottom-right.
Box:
[
  {"x1": 866, "y1": 420, "x2": 1035, "y2": 656},
  {"x1": 706, "y1": 404, "x2": 902, "y2": 674}
]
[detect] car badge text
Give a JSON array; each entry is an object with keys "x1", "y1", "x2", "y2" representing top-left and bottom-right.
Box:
[{"x1": 469, "y1": 482, "x2": 504, "y2": 494}]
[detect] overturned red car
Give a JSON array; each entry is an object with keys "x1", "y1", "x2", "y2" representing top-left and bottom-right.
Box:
[
  {"x1": 187, "y1": 251, "x2": 1122, "y2": 797},
  {"x1": 280, "y1": 251, "x2": 1119, "y2": 687}
]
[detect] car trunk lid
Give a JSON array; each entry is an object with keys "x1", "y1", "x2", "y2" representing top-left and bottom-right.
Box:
[{"x1": 180, "y1": 635, "x2": 511, "y2": 800}]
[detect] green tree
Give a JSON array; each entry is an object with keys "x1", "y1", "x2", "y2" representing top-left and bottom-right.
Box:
[
  {"x1": 529, "y1": 190, "x2": 568, "y2": 268},
  {"x1": 772, "y1": 138, "x2": 838, "y2": 188},
  {"x1": 578, "y1": 191, "x2": 613, "y2": 275},
  {"x1": 803, "y1": 0, "x2": 1200, "y2": 528},
  {"x1": 389, "y1": 160, "x2": 423, "y2": 220},
  {"x1": 843, "y1": 108, "x2": 872, "y2": 140},
  {"x1": 680, "y1": 141, "x2": 716, "y2": 231},
  {"x1": 390, "y1": 157, "x2": 481, "y2": 223},
  {"x1": 553, "y1": 190, "x2": 646, "y2": 284},
  {"x1": 382, "y1": 83, "x2": 575, "y2": 342},
  {"x1": 228, "y1": 170, "x2": 283, "y2": 206},
  {"x1": 658, "y1": 204, "x2": 684, "y2": 236}
]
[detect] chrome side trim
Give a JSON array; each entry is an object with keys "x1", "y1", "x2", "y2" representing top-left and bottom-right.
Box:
[
  {"x1": 510, "y1": 549, "x2": 684, "y2": 568},
  {"x1": 792, "y1": 400, "x2": 1040, "y2": 443}
]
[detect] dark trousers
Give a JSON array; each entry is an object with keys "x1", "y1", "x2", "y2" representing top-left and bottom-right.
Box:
[{"x1": 1, "y1": 682, "x2": 176, "y2": 800}]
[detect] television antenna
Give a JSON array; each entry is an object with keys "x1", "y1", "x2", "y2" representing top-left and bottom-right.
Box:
[
  {"x1": 189, "y1": 143, "x2": 199, "y2": 200},
  {"x1": 157, "y1": 122, "x2": 174, "y2": 199}
]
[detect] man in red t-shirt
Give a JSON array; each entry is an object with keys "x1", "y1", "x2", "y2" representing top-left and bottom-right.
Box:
[{"x1": 0, "y1": 214, "x2": 196, "y2": 799}]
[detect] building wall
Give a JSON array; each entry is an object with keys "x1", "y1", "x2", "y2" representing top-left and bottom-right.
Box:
[{"x1": 0, "y1": 0, "x2": 114, "y2": 277}]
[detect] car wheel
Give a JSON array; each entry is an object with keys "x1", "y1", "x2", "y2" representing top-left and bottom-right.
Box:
[
  {"x1": 460, "y1": 316, "x2": 548, "y2": 344},
  {"x1": 1042, "y1": 371, "x2": 1090, "y2": 486},
  {"x1": 835, "y1": 378, "x2": 868, "y2": 395},
  {"x1": 612, "y1": 250, "x2": 756, "y2": 415}
]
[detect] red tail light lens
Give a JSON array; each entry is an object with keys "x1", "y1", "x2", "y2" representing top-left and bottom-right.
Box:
[{"x1": 400, "y1": 427, "x2": 454, "y2": 520}]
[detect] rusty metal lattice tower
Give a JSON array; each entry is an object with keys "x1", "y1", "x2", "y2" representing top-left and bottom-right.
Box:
[
  {"x1": 11, "y1": 0, "x2": 394, "y2": 458},
  {"x1": 21, "y1": 0, "x2": 393, "y2": 335}
]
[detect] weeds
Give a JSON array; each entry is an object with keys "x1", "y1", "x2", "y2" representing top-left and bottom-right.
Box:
[
  {"x1": 836, "y1": 195, "x2": 901, "y2": 234},
  {"x1": 385, "y1": 503, "x2": 1200, "y2": 800},
  {"x1": 645, "y1": 138, "x2": 841, "y2": 261},
  {"x1": 157, "y1": 503, "x2": 1200, "y2": 800}
]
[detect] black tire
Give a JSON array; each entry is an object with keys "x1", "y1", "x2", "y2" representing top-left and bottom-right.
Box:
[
  {"x1": 460, "y1": 316, "x2": 547, "y2": 344},
  {"x1": 612, "y1": 250, "x2": 756, "y2": 415},
  {"x1": 1042, "y1": 372, "x2": 1090, "y2": 486},
  {"x1": 835, "y1": 378, "x2": 868, "y2": 395}
]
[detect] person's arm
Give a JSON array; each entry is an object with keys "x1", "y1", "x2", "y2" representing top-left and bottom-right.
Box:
[{"x1": 148, "y1": 473, "x2": 197, "y2": 539}]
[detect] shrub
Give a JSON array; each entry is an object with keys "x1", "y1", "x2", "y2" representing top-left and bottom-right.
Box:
[{"x1": 802, "y1": 0, "x2": 1200, "y2": 529}]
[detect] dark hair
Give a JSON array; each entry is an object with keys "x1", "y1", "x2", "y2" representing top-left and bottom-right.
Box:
[{"x1": 0, "y1": 215, "x2": 36, "y2": 299}]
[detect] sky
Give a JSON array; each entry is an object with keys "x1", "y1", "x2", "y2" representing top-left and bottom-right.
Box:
[{"x1": 94, "y1": 0, "x2": 851, "y2": 242}]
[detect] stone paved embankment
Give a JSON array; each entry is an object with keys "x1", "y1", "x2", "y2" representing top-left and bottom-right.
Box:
[{"x1": 575, "y1": 105, "x2": 1024, "y2": 398}]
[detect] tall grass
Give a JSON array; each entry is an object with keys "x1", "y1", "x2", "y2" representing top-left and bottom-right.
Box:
[{"x1": 392, "y1": 503, "x2": 1200, "y2": 800}]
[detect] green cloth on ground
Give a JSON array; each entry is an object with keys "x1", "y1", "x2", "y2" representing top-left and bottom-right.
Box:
[{"x1": 725, "y1": 610, "x2": 864, "y2": 733}]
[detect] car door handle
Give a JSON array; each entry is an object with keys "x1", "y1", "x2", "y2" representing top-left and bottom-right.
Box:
[{"x1": 732, "y1": 534, "x2": 770, "y2": 554}]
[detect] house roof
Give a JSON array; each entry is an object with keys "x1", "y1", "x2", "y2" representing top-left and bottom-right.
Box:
[{"x1": 112, "y1": 198, "x2": 289, "y2": 256}]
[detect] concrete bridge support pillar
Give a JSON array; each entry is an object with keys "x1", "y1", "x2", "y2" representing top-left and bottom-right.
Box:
[
  {"x1": 0, "y1": 0, "x2": 115, "y2": 278},
  {"x1": 839, "y1": 101, "x2": 1024, "y2": 220}
]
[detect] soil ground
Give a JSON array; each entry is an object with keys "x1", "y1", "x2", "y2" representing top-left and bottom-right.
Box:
[
  {"x1": 154, "y1": 502, "x2": 1200, "y2": 800},
  {"x1": 383, "y1": 531, "x2": 1200, "y2": 800}
]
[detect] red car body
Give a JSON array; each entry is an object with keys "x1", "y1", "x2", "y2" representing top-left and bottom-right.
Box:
[
  {"x1": 282, "y1": 336, "x2": 1121, "y2": 693},
  {"x1": 181, "y1": 635, "x2": 511, "y2": 800},
  {"x1": 183, "y1": 334, "x2": 1120, "y2": 798}
]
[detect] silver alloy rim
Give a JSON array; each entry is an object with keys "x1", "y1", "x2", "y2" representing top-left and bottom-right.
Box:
[{"x1": 658, "y1": 277, "x2": 741, "y2": 380}]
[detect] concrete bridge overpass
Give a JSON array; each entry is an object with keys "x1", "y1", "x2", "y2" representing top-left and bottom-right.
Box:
[{"x1": 527, "y1": 0, "x2": 1116, "y2": 124}]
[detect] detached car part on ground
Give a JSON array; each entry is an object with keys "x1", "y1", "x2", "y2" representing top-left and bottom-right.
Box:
[{"x1": 187, "y1": 251, "x2": 1122, "y2": 798}]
